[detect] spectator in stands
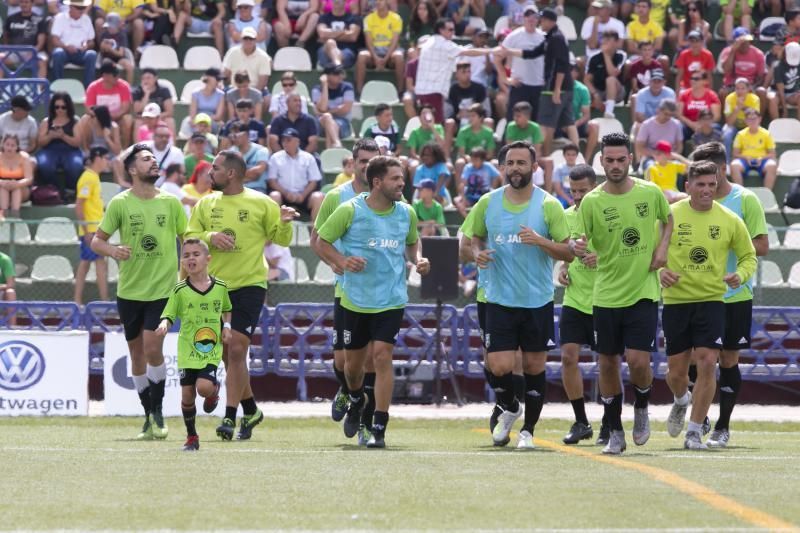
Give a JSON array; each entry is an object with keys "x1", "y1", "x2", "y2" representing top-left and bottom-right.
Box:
[
  {"x1": 674, "y1": 30, "x2": 715, "y2": 91},
  {"x1": 677, "y1": 71, "x2": 721, "y2": 139},
  {"x1": 0, "y1": 96, "x2": 38, "y2": 155},
  {"x1": 504, "y1": 101, "x2": 540, "y2": 146},
  {"x1": 413, "y1": 142, "x2": 452, "y2": 205},
  {"x1": 495, "y1": 5, "x2": 544, "y2": 121},
  {"x1": 723, "y1": 77, "x2": 760, "y2": 163},
  {"x1": 7, "y1": 0, "x2": 46, "y2": 16},
  {"x1": 673, "y1": 1, "x2": 710, "y2": 51},
  {"x1": 464, "y1": 29, "x2": 493, "y2": 89},
  {"x1": 764, "y1": 31, "x2": 785, "y2": 100},
  {"x1": 173, "y1": 0, "x2": 226, "y2": 56},
  {"x1": 453, "y1": 103, "x2": 495, "y2": 181},
  {"x1": 633, "y1": 68, "x2": 675, "y2": 134},
  {"x1": 95, "y1": 12, "x2": 135, "y2": 84},
  {"x1": 141, "y1": 0, "x2": 179, "y2": 47},
  {"x1": 625, "y1": 0, "x2": 664, "y2": 58},
  {"x1": 269, "y1": 71, "x2": 311, "y2": 117},
  {"x1": 552, "y1": 142, "x2": 581, "y2": 208},
  {"x1": 189, "y1": 68, "x2": 226, "y2": 133},
  {"x1": 316, "y1": 0, "x2": 362, "y2": 69},
  {"x1": 627, "y1": 42, "x2": 665, "y2": 107},
  {"x1": 444, "y1": 60, "x2": 489, "y2": 149},
  {"x1": 36, "y1": 92, "x2": 84, "y2": 195},
  {"x1": 79, "y1": 105, "x2": 125, "y2": 186},
  {"x1": 402, "y1": 55, "x2": 419, "y2": 119},
  {"x1": 407, "y1": 103, "x2": 447, "y2": 169},
  {"x1": 570, "y1": 62, "x2": 596, "y2": 158},
  {"x1": 356, "y1": 0, "x2": 405, "y2": 93},
  {"x1": 221, "y1": 26, "x2": 272, "y2": 101},
  {"x1": 719, "y1": 27, "x2": 767, "y2": 110},
  {"x1": 634, "y1": 98, "x2": 683, "y2": 173},
  {"x1": 786, "y1": 10, "x2": 800, "y2": 44},
  {"x1": 74, "y1": 146, "x2": 110, "y2": 305},
  {"x1": 220, "y1": 99, "x2": 268, "y2": 150},
  {"x1": 690, "y1": 110, "x2": 723, "y2": 147},
  {"x1": 0, "y1": 134, "x2": 33, "y2": 219},
  {"x1": 313, "y1": 65, "x2": 355, "y2": 149},
  {"x1": 645, "y1": 140, "x2": 689, "y2": 203},
  {"x1": 226, "y1": 120, "x2": 271, "y2": 193},
  {"x1": 731, "y1": 108, "x2": 778, "y2": 190},
  {"x1": 158, "y1": 162, "x2": 196, "y2": 217},
  {"x1": 363, "y1": 103, "x2": 401, "y2": 153},
  {"x1": 145, "y1": 123, "x2": 185, "y2": 183},
  {"x1": 580, "y1": 0, "x2": 625, "y2": 65},
  {"x1": 50, "y1": 0, "x2": 97, "y2": 88},
  {"x1": 720, "y1": 0, "x2": 752, "y2": 44},
  {"x1": 183, "y1": 159, "x2": 214, "y2": 202},
  {"x1": 585, "y1": 30, "x2": 625, "y2": 118},
  {"x1": 0, "y1": 250, "x2": 17, "y2": 316},
  {"x1": 454, "y1": 147, "x2": 499, "y2": 217},
  {"x1": 408, "y1": 0, "x2": 436, "y2": 46},
  {"x1": 2, "y1": 0, "x2": 48, "y2": 78},
  {"x1": 414, "y1": 178, "x2": 445, "y2": 236},
  {"x1": 273, "y1": 0, "x2": 320, "y2": 48},
  {"x1": 184, "y1": 133, "x2": 215, "y2": 177},
  {"x1": 189, "y1": 113, "x2": 219, "y2": 154},
  {"x1": 265, "y1": 242, "x2": 295, "y2": 282},
  {"x1": 227, "y1": 0, "x2": 271, "y2": 51},
  {"x1": 268, "y1": 128, "x2": 324, "y2": 219},
  {"x1": 227, "y1": 71, "x2": 264, "y2": 120},
  {"x1": 269, "y1": 93, "x2": 320, "y2": 154},
  {"x1": 768, "y1": 41, "x2": 800, "y2": 120},
  {"x1": 85, "y1": 60, "x2": 133, "y2": 148},
  {"x1": 94, "y1": 0, "x2": 145, "y2": 62},
  {"x1": 333, "y1": 155, "x2": 355, "y2": 186},
  {"x1": 135, "y1": 103, "x2": 163, "y2": 142},
  {"x1": 132, "y1": 68, "x2": 175, "y2": 137}
]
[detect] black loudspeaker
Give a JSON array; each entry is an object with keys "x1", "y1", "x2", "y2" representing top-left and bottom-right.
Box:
[{"x1": 420, "y1": 236, "x2": 460, "y2": 301}]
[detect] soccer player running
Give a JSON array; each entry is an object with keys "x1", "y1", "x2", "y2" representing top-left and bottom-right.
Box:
[
  {"x1": 186, "y1": 150, "x2": 298, "y2": 441},
  {"x1": 311, "y1": 138, "x2": 380, "y2": 445},
  {"x1": 557, "y1": 164, "x2": 606, "y2": 445},
  {"x1": 471, "y1": 140, "x2": 574, "y2": 449},
  {"x1": 92, "y1": 144, "x2": 187, "y2": 440},
  {"x1": 156, "y1": 239, "x2": 233, "y2": 451},
  {"x1": 660, "y1": 160, "x2": 756, "y2": 450},
  {"x1": 690, "y1": 141, "x2": 769, "y2": 447},
  {"x1": 316, "y1": 156, "x2": 430, "y2": 448},
  {"x1": 573, "y1": 132, "x2": 673, "y2": 455}
]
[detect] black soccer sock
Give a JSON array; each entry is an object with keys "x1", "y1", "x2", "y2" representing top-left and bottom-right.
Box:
[
  {"x1": 334, "y1": 365, "x2": 350, "y2": 395},
  {"x1": 601, "y1": 409, "x2": 609, "y2": 429},
  {"x1": 483, "y1": 366, "x2": 497, "y2": 388},
  {"x1": 521, "y1": 372, "x2": 546, "y2": 434},
  {"x1": 148, "y1": 379, "x2": 166, "y2": 413},
  {"x1": 372, "y1": 410, "x2": 389, "y2": 436},
  {"x1": 361, "y1": 372, "x2": 376, "y2": 430},
  {"x1": 602, "y1": 393, "x2": 624, "y2": 431},
  {"x1": 513, "y1": 373, "x2": 526, "y2": 403},
  {"x1": 492, "y1": 372, "x2": 519, "y2": 412},
  {"x1": 182, "y1": 404, "x2": 197, "y2": 437},
  {"x1": 688, "y1": 364, "x2": 698, "y2": 392},
  {"x1": 137, "y1": 387, "x2": 151, "y2": 417},
  {"x1": 225, "y1": 405, "x2": 237, "y2": 423},
  {"x1": 348, "y1": 387, "x2": 364, "y2": 405},
  {"x1": 240, "y1": 396, "x2": 257, "y2": 417},
  {"x1": 571, "y1": 398, "x2": 589, "y2": 425},
  {"x1": 716, "y1": 364, "x2": 742, "y2": 431},
  {"x1": 633, "y1": 384, "x2": 651, "y2": 409}
]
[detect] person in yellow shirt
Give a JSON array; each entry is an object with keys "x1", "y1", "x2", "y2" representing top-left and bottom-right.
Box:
[
  {"x1": 95, "y1": 0, "x2": 147, "y2": 56},
  {"x1": 74, "y1": 147, "x2": 111, "y2": 305},
  {"x1": 333, "y1": 156, "x2": 355, "y2": 186},
  {"x1": 646, "y1": 140, "x2": 689, "y2": 203},
  {"x1": 356, "y1": 0, "x2": 405, "y2": 93},
  {"x1": 182, "y1": 160, "x2": 214, "y2": 203},
  {"x1": 722, "y1": 78, "x2": 760, "y2": 162},
  {"x1": 730, "y1": 108, "x2": 777, "y2": 189},
  {"x1": 626, "y1": 0, "x2": 665, "y2": 55}
]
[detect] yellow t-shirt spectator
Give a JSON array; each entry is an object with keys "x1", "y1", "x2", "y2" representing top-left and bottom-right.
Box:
[
  {"x1": 647, "y1": 161, "x2": 686, "y2": 192},
  {"x1": 627, "y1": 17, "x2": 664, "y2": 43},
  {"x1": 97, "y1": 0, "x2": 141, "y2": 18},
  {"x1": 333, "y1": 172, "x2": 353, "y2": 187},
  {"x1": 181, "y1": 183, "x2": 213, "y2": 201},
  {"x1": 724, "y1": 92, "x2": 760, "y2": 129},
  {"x1": 364, "y1": 11, "x2": 403, "y2": 49},
  {"x1": 76, "y1": 168, "x2": 103, "y2": 235},
  {"x1": 733, "y1": 127, "x2": 775, "y2": 160}
]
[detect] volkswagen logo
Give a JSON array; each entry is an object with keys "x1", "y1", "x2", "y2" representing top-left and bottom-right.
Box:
[{"x1": 0, "y1": 341, "x2": 46, "y2": 391}]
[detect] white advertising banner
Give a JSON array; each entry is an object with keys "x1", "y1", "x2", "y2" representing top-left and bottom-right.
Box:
[
  {"x1": 104, "y1": 332, "x2": 230, "y2": 417},
  {"x1": 0, "y1": 331, "x2": 89, "y2": 416}
]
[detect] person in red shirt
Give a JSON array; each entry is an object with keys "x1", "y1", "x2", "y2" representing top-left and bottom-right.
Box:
[
  {"x1": 674, "y1": 31, "x2": 715, "y2": 90},
  {"x1": 719, "y1": 27, "x2": 766, "y2": 110},
  {"x1": 84, "y1": 60, "x2": 133, "y2": 147},
  {"x1": 677, "y1": 71, "x2": 721, "y2": 139},
  {"x1": 627, "y1": 41, "x2": 665, "y2": 95}
]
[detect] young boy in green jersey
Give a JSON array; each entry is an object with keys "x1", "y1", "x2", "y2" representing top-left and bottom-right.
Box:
[{"x1": 156, "y1": 239, "x2": 232, "y2": 451}]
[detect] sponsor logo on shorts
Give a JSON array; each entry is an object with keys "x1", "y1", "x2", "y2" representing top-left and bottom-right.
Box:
[
  {"x1": 343, "y1": 330, "x2": 352, "y2": 346},
  {"x1": 484, "y1": 333, "x2": 491, "y2": 349},
  {"x1": 546, "y1": 339, "x2": 556, "y2": 347},
  {"x1": 0, "y1": 341, "x2": 46, "y2": 391},
  {"x1": 738, "y1": 336, "x2": 748, "y2": 344},
  {"x1": 635, "y1": 202, "x2": 649, "y2": 218},
  {"x1": 332, "y1": 330, "x2": 338, "y2": 346},
  {"x1": 714, "y1": 337, "x2": 722, "y2": 345},
  {"x1": 179, "y1": 369, "x2": 186, "y2": 379},
  {"x1": 709, "y1": 225, "x2": 721, "y2": 240}
]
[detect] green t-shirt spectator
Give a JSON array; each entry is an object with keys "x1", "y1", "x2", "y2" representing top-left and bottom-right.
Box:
[
  {"x1": 0, "y1": 252, "x2": 14, "y2": 284},
  {"x1": 505, "y1": 121, "x2": 543, "y2": 145},
  {"x1": 573, "y1": 81, "x2": 591, "y2": 124},
  {"x1": 413, "y1": 199, "x2": 445, "y2": 225},
  {"x1": 455, "y1": 125, "x2": 496, "y2": 154},
  {"x1": 185, "y1": 153, "x2": 214, "y2": 178},
  {"x1": 407, "y1": 124, "x2": 445, "y2": 153}
]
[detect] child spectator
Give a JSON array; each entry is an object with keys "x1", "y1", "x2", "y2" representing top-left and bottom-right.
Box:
[
  {"x1": 552, "y1": 143, "x2": 580, "y2": 208},
  {"x1": 266, "y1": 242, "x2": 295, "y2": 282},
  {"x1": 454, "y1": 103, "x2": 495, "y2": 181},
  {"x1": 0, "y1": 134, "x2": 33, "y2": 219},
  {"x1": 96, "y1": 13, "x2": 134, "y2": 84},
  {"x1": 731, "y1": 108, "x2": 778, "y2": 190},
  {"x1": 333, "y1": 156, "x2": 354, "y2": 186},
  {"x1": 645, "y1": 140, "x2": 689, "y2": 203},
  {"x1": 690, "y1": 110, "x2": 723, "y2": 147},
  {"x1": 413, "y1": 179, "x2": 445, "y2": 236},
  {"x1": 74, "y1": 147, "x2": 111, "y2": 305},
  {"x1": 413, "y1": 143, "x2": 452, "y2": 205},
  {"x1": 454, "y1": 147, "x2": 499, "y2": 217}
]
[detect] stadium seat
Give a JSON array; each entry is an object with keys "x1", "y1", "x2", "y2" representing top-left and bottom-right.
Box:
[
  {"x1": 100, "y1": 182, "x2": 119, "y2": 207},
  {"x1": 177, "y1": 116, "x2": 194, "y2": 140},
  {"x1": 312, "y1": 261, "x2": 335, "y2": 285},
  {"x1": 183, "y1": 46, "x2": 223, "y2": 71},
  {"x1": 753, "y1": 260, "x2": 784, "y2": 287},
  {"x1": 0, "y1": 221, "x2": 31, "y2": 244},
  {"x1": 549, "y1": 149, "x2": 586, "y2": 169},
  {"x1": 295, "y1": 258, "x2": 310, "y2": 283},
  {"x1": 758, "y1": 17, "x2": 786, "y2": 41},
  {"x1": 494, "y1": 117, "x2": 507, "y2": 143},
  {"x1": 360, "y1": 80, "x2": 400, "y2": 105},
  {"x1": 293, "y1": 222, "x2": 311, "y2": 246},
  {"x1": 321, "y1": 147, "x2": 351, "y2": 174},
  {"x1": 592, "y1": 117, "x2": 624, "y2": 138},
  {"x1": 777, "y1": 150, "x2": 800, "y2": 177},
  {"x1": 557, "y1": 16, "x2": 578, "y2": 40},
  {"x1": 788, "y1": 262, "x2": 800, "y2": 288},
  {"x1": 273, "y1": 47, "x2": 312, "y2": 71},
  {"x1": 751, "y1": 187, "x2": 780, "y2": 213},
  {"x1": 31, "y1": 255, "x2": 74, "y2": 282},
  {"x1": 402, "y1": 116, "x2": 421, "y2": 141},
  {"x1": 493, "y1": 16, "x2": 509, "y2": 37},
  {"x1": 271, "y1": 80, "x2": 311, "y2": 100},
  {"x1": 86, "y1": 258, "x2": 119, "y2": 283},
  {"x1": 15, "y1": 263, "x2": 28, "y2": 277},
  {"x1": 767, "y1": 224, "x2": 781, "y2": 249},
  {"x1": 158, "y1": 79, "x2": 179, "y2": 102},
  {"x1": 139, "y1": 45, "x2": 180, "y2": 70},
  {"x1": 592, "y1": 152, "x2": 606, "y2": 177},
  {"x1": 768, "y1": 118, "x2": 800, "y2": 144},
  {"x1": 34, "y1": 217, "x2": 78, "y2": 244},
  {"x1": 783, "y1": 223, "x2": 800, "y2": 250},
  {"x1": 50, "y1": 79, "x2": 86, "y2": 104},
  {"x1": 179, "y1": 79, "x2": 205, "y2": 105}
]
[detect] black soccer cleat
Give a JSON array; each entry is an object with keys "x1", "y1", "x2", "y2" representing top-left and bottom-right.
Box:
[
  {"x1": 563, "y1": 422, "x2": 594, "y2": 445},
  {"x1": 216, "y1": 417, "x2": 235, "y2": 441},
  {"x1": 343, "y1": 396, "x2": 365, "y2": 439},
  {"x1": 489, "y1": 404, "x2": 501, "y2": 434},
  {"x1": 366, "y1": 430, "x2": 386, "y2": 448},
  {"x1": 237, "y1": 408, "x2": 264, "y2": 441}
]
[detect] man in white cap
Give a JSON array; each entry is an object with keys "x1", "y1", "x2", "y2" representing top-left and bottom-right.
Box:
[
  {"x1": 222, "y1": 25, "x2": 272, "y2": 100},
  {"x1": 226, "y1": 0, "x2": 271, "y2": 51},
  {"x1": 580, "y1": 0, "x2": 626, "y2": 63},
  {"x1": 768, "y1": 41, "x2": 800, "y2": 119},
  {"x1": 50, "y1": 0, "x2": 97, "y2": 88}
]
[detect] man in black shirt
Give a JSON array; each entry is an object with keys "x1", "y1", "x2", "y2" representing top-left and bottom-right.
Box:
[
  {"x1": 585, "y1": 29, "x2": 626, "y2": 119},
  {"x1": 445, "y1": 60, "x2": 489, "y2": 150},
  {"x1": 316, "y1": 0, "x2": 362, "y2": 69},
  {"x1": 2, "y1": 0, "x2": 48, "y2": 78}
]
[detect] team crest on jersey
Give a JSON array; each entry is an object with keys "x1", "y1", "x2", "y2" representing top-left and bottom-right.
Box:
[
  {"x1": 156, "y1": 214, "x2": 166, "y2": 227},
  {"x1": 635, "y1": 202, "x2": 649, "y2": 218},
  {"x1": 238, "y1": 210, "x2": 249, "y2": 222},
  {"x1": 709, "y1": 225, "x2": 720, "y2": 240},
  {"x1": 213, "y1": 300, "x2": 221, "y2": 313}
]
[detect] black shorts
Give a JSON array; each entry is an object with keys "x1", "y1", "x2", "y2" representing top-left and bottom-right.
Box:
[
  {"x1": 117, "y1": 297, "x2": 168, "y2": 341},
  {"x1": 477, "y1": 301, "x2": 487, "y2": 343},
  {"x1": 662, "y1": 301, "x2": 725, "y2": 356},
  {"x1": 484, "y1": 301, "x2": 555, "y2": 354},
  {"x1": 333, "y1": 296, "x2": 345, "y2": 351},
  {"x1": 342, "y1": 307, "x2": 404, "y2": 351},
  {"x1": 507, "y1": 84, "x2": 542, "y2": 121},
  {"x1": 559, "y1": 305, "x2": 596, "y2": 350},
  {"x1": 538, "y1": 90, "x2": 574, "y2": 129},
  {"x1": 229, "y1": 286, "x2": 267, "y2": 339},
  {"x1": 179, "y1": 364, "x2": 219, "y2": 386},
  {"x1": 723, "y1": 299, "x2": 752, "y2": 350},
  {"x1": 593, "y1": 299, "x2": 658, "y2": 356}
]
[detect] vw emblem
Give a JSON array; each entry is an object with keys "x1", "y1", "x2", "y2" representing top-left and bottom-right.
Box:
[{"x1": 0, "y1": 341, "x2": 46, "y2": 391}]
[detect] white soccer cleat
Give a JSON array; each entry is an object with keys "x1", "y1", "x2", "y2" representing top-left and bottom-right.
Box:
[
  {"x1": 492, "y1": 403, "x2": 523, "y2": 446},
  {"x1": 666, "y1": 392, "x2": 691, "y2": 438},
  {"x1": 707, "y1": 428, "x2": 730, "y2": 448},
  {"x1": 684, "y1": 430, "x2": 708, "y2": 450},
  {"x1": 632, "y1": 407, "x2": 651, "y2": 446},
  {"x1": 602, "y1": 430, "x2": 627, "y2": 455},
  {"x1": 516, "y1": 430, "x2": 534, "y2": 450}
]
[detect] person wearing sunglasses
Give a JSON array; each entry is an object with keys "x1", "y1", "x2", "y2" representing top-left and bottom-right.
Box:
[{"x1": 35, "y1": 92, "x2": 84, "y2": 197}]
